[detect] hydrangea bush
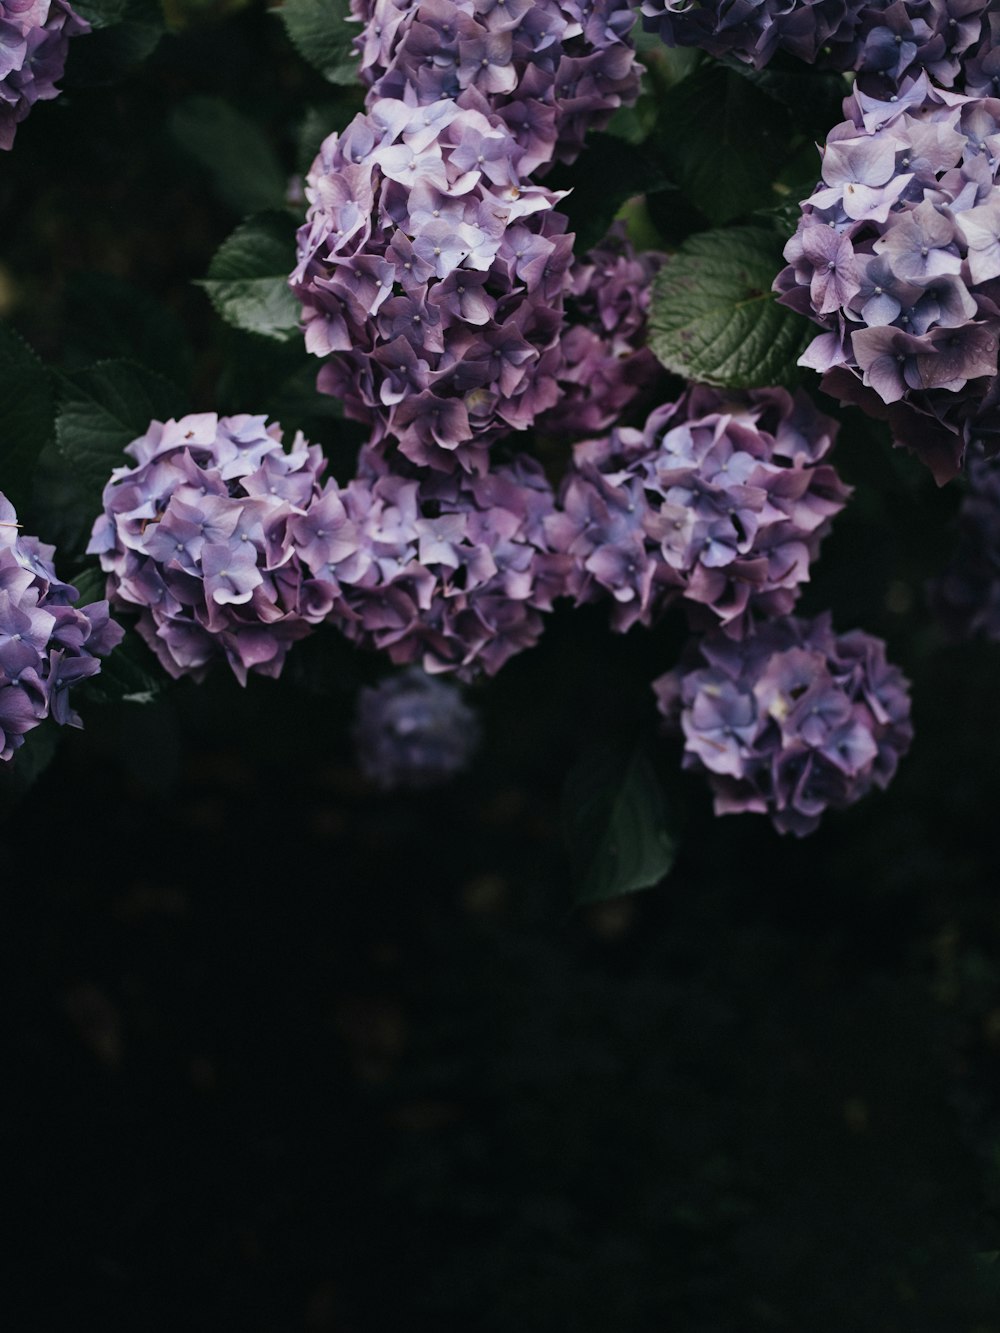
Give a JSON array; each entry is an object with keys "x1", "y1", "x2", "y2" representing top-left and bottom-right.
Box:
[{"x1": 0, "y1": 0, "x2": 89, "y2": 150}]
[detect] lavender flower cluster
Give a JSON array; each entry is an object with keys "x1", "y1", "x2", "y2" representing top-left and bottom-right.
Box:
[
  {"x1": 654, "y1": 612, "x2": 913, "y2": 836},
  {"x1": 931, "y1": 448, "x2": 1000, "y2": 638},
  {"x1": 350, "y1": 0, "x2": 641, "y2": 171},
  {"x1": 353, "y1": 664, "x2": 480, "y2": 789},
  {"x1": 0, "y1": 492, "x2": 121, "y2": 761},
  {"x1": 548, "y1": 385, "x2": 849, "y2": 634},
  {"x1": 0, "y1": 0, "x2": 89, "y2": 150},
  {"x1": 641, "y1": 0, "x2": 998, "y2": 96},
  {"x1": 86, "y1": 414, "x2": 341, "y2": 685},
  {"x1": 775, "y1": 75, "x2": 1000, "y2": 484},
  {"x1": 325, "y1": 448, "x2": 566, "y2": 678}
]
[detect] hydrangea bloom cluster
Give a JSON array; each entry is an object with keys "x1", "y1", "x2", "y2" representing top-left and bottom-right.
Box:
[
  {"x1": 653, "y1": 613, "x2": 913, "y2": 836},
  {"x1": 641, "y1": 0, "x2": 998, "y2": 96},
  {"x1": 350, "y1": 0, "x2": 641, "y2": 172},
  {"x1": 0, "y1": 0, "x2": 90, "y2": 151},
  {"x1": 353, "y1": 665, "x2": 480, "y2": 789},
  {"x1": 0, "y1": 492, "x2": 122, "y2": 761},
  {"x1": 538, "y1": 224, "x2": 666, "y2": 439},
  {"x1": 291, "y1": 95, "x2": 576, "y2": 472},
  {"x1": 319, "y1": 448, "x2": 566, "y2": 678},
  {"x1": 547, "y1": 385, "x2": 849, "y2": 634},
  {"x1": 930, "y1": 449, "x2": 1000, "y2": 638},
  {"x1": 775, "y1": 76, "x2": 1000, "y2": 484},
  {"x1": 86, "y1": 413, "x2": 342, "y2": 685}
]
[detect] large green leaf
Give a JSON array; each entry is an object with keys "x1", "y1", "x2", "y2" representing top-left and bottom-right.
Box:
[
  {"x1": 68, "y1": 0, "x2": 164, "y2": 85},
  {"x1": 648, "y1": 225, "x2": 813, "y2": 389},
  {"x1": 562, "y1": 745, "x2": 676, "y2": 905},
  {"x1": 276, "y1": 0, "x2": 359, "y2": 86},
  {"x1": 56, "y1": 360, "x2": 189, "y2": 507},
  {"x1": 169, "y1": 96, "x2": 289, "y2": 217},
  {"x1": 0, "y1": 325, "x2": 55, "y2": 513},
  {"x1": 548, "y1": 133, "x2": 671, "y2": 253},
  {"x1": 198, "y1": 212, "x2": 301, "y2": 342}
]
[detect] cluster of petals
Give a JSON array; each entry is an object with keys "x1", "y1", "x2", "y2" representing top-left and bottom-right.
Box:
[
  {"x1": 350, "y1": 0, "x2": 641, "y2": 172},
  {"x1": 86, "y1": 414, "x2": 340, "y2": 686},
  {"x1": 0, "y1": 0, "x2": 89, "y2": 150},
  {"x1": 930, "y1": 448, "x2": 1000, "y2": 638},
  {"x1": 0, "y1": 492, "x2": 122, "y2": 762},
  {"x1": 547, "y1": 385, "x2": 849, "y2": 635},
  {"x1": 537, "y1": 223, "x2": 666, "y2": 439},
  {"x1": 641, "y1": 0, "x2": 998, "y2": 96},
  {"x1": 291, "y1": 95, "x2": 577, "y2": 472},
  {"x1": 353, "y1": 664, "x2": 480, "y2": 789},
  {"x1": 653, "y1": 612, "x2": 913, "y2": 836},
  {"x1": 319, "y1": 447, "x2": 567, "y2": 678},
  {"x1": 775, "y1": 76, "x2": 1000, "y2": 483}
]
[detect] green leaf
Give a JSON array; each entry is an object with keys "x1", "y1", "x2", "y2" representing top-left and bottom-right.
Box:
[
  {"x1": 169, "y1": 96, "x2": 289, "y2": 217},
  {"x1": 67, "y1": 0, "x2": 164, "y2": 85},
  {"x1": 0, "y1": 723, "x2": 60, "y2": 815},
  {"x1": 0, "y1": 325, "x2": 55, "y2": 513},
  {"x1": 275, "y1": 0, "x2": 359, "y2": 86},
  {"x1": 648, "y1": 225, "x2": 813, "y2": 389},
  {"x1": 657, "y1": 65, "x2": 794, "y2": 226},
  {"x1": 56, "y1": 360, "x2": 189, "y2": 508},
  {"x1": 63, "y1": 273, "x2": 193, "y2": 389},
  {"x1": 198, "y1": 212, "x2": 301, "y2": 342},
  {"x1": 548, "y1": 133, "x2": 671, "y2": 253},
  {"x1": 562, "y1": 745, "x2": 676, "y2": 905},
  {"x1": 89, "y1": 630, "x2": 165, "y2": 705}
]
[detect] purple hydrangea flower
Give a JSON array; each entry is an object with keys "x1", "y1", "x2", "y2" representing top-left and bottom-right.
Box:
[
  {"x1": 86, "y1": 413, "x2": 341, "y2": 685},
  {"x1": 653, "y1": 612, "x2": 913, "y2": 836},
  {"x1": 353, "y1": 664, "x2": 480, "y2": 789},
  {"x1": 350, "y1": 0, "x2": 641, "y2": 172},
  {"x1": 930, "y1": 448, "x2": 1000, "y2": 638},
  {"x1": 775, "y1": 76, "x2": 1000, "y2": 484},
  {"x1": 547, "y1": 384, "x2": 850, "y2": 634},
  {"x1": 320, "y1": 446, "x2": 568, "y2": 678},
  {"x1": 0, "y1": 0, "x2": 90, "y2": 151},
  {"x1": 0, "y1": 491, "x2": 122, "y2": 761},
  {"x1": 641, "y1": 0, "x2": 995, "y2": 96}
]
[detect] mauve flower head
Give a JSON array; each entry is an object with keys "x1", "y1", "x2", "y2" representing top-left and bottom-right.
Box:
[
  {"x1": 86, "y1": 413, "x2": 341, "y2": 685},
  {"x1": 291, "y1": 95, "x2": 578, "y2": 472},
  {"x1": 0, "y1": 0, "x2": 90, "y2": 151},
  {"x1": 321, "y1": 445, "x2": 568, "y2": 679},
  {"x1": 930, "y1": 447, "x2": 1000, "y2": 638},
  {"x1": 775, "y1": 75, "x2": 1000, "y2": 484},
  {"x1": 353, "y1": 664, "x2": 480, "y2": 789},
  {"x1": 547, "y1": 384, "x2": 850, "y2": 635},
  {"x1": 0, "y1": 491, "x2": 122, "y2": 761},
  {"x1": 640, "y1": 1, "x2": 995, "y2": 96},
  {"x1": 653, "y1": 612, "x2": 913, "y2": 836},
  {"x1": 350, "y1": 0, "x2": 641, "y2": 173}
]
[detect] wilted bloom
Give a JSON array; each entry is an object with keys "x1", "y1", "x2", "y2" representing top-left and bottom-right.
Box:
[
  {"x1": 0, "y1": 0, "x2": 90, "y2": 150},
  {"x1": 353, "y1": 665, "x2": 480, "y2": 789},
  {"x1": 775, "y1": 75, "x2": 1000, "y2": 483},
  {"x1": 321, "y1": 446, "x2": 567, "y2": 679},
  {"x1": 653, "y1": 612, "x2": 913, "y2": 836},
  {"x1": 87, "y1": 414, "x2": 340, "y2": 685},
  {"x1": 930, "y1": 448, "x2": 1000, "y2": 639},
  {"x1": 547, "y1": 385, "x2": 849, "y2": 635},
  {"x1": 0, "y1": 491, "x2": 122, "y2": 761},
  {"x1": 350, "y1": 0, "x2": 641, "y2": 172}
]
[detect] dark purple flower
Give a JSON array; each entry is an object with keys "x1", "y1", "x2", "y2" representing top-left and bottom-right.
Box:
[{"x1": 353, "y1": 665, "x2": 480, "y2": 789}]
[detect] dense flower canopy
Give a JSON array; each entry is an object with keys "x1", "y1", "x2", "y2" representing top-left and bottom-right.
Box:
[
  {"x1": 547, "y1": 385, "x2": 849, "y2": 634},
  {"x1": 653, "y1": 612, "x2": 913, "y2": 836},
  {"x1": 0, "y1": 491, "x2": 122, "y2": 761},
  {"x1": 353, "y1": 664, "x2": 480, "y2": 789},
  {"x1": 775, "y1": 75, "x2": 1000, "y2": 483},
  {"x1": 87, "y1": 414, "x2": 340, "y2": 685},
  {"x1": 0, "y1": 0, "x2": 90, "y2": 150}
]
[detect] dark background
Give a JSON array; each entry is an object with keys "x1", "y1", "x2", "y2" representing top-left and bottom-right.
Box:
[{"x1": 2, "y1": 5, "x2": 1000, "y2": 1328}]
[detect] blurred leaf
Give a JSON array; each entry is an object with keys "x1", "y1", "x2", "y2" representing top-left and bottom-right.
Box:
[
  {"x1": 657, "y1": 65, "x2": 793, "y2": 225},
  {"x1": 169, "y1": 96, "x2": 289, "y2": 217},
  {"x1": 725, "y1": 58, "x2": 850, "y2": 138},
  {"x1": 0, "y1": 722, "x2": 60, "y2": 813},
  {"x1": 296, "y1": 100, "x2": 360, "y2": 174},
  {"x1": 0, "y1": 325, "x2": 54, "y2": 513},
  {"x1": 56, "y1": 360, "x2": 189, "y2": 508},
  {"x1": 275, "y1": 0, "x2": 359, "y2": 86},
  {"x1": 199, "y1": 212, "x2": 300, "y2": 342},
  {"x1": 649, "y1": 226, "x2": 812, "y2": 389},
  {"x1": 68, "y1": 0, "x2": 165, "y2": 85},
  {"x1": 562, "y1": 745, "x2": 676, "y2": 905},
  {"x1": 63, "y1": 273, "x2": 193, "y2": 388},
  {"x1": 90, "y1": 630, "x2": 165, "y2": 705},
  {"x1": 548, "y1": 134, "x2": 671, "y2": 253}
]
